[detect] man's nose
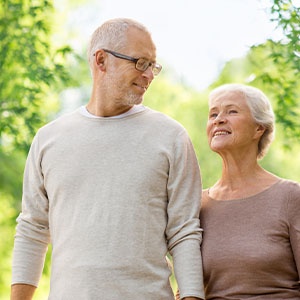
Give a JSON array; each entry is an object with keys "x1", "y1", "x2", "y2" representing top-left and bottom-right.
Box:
[{"x1": 142, "y1": 66, "x2": 154, "y2": 81}]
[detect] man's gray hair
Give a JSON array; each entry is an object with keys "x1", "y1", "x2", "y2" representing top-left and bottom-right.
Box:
[
  {"x1": 209, "y1": 83, "x2": 275, "y2": 159},
  {"x1": 87, "y1": 18, "x2": 150, "y2": 73}
]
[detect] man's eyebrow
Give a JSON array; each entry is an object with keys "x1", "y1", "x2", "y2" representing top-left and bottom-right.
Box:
[{"x1": 130, "y1": 51, "x2": 156, "y2": 61}]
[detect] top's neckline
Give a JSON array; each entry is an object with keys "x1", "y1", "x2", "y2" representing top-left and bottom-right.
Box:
[
  {"x1": 206, "y1": 179, "x2": 282, "y2": 202},
  {"x1": 75, "y1": 106, "x2": 150, "y2": 122}
]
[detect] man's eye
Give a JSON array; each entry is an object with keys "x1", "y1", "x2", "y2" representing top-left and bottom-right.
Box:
[
  {"x1": 209, "y1": 113, "x2": 218, "y2": 118},
  {"x1": 136, "y1": 59, "x2": 149, "y2": 70}
]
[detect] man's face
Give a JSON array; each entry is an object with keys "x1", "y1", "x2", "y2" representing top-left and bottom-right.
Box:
[{"x1": 104, "y1": 27, "x2": 157, "y2": 106}]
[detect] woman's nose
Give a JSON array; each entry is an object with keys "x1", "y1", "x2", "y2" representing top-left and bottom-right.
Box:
[{"x1": 213, "y1": 113, "x2": 226, "y2": 125}]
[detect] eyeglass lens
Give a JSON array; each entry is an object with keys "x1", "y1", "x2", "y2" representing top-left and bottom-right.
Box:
[{"x1": 136, "y1": 58, "x2": 161, "y2": 75}]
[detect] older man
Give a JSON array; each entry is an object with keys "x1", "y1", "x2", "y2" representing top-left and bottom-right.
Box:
[{"x1": 11, "y1": 18, "x2": 204, "y2": 300}]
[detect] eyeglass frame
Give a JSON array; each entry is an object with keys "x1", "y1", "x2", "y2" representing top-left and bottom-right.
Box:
[{"x1": 93, "y1": 49, "x2": 162, "y2": 76}]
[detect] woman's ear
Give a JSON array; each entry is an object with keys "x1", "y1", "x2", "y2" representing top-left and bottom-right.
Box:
[{"x1": 254, "y1": 124, "x2": 266, "y2": 139}]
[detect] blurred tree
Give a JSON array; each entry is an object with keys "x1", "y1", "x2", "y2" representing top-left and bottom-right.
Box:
[
  {"x1": 0, "y1": 0, "x2": 72, "y2": 298},
  {"x1": 0, "y1": 0, "x2": 72, "y2": 153},
  {"x1": 251, "y1": 0, "x2": 300, "y2": 141},
  {"x1": 211, "y1": 0, "x2": 300, "y2": 143},
  {"x1": 1, "y1": 0, "x2": 299, "y2": 298}
]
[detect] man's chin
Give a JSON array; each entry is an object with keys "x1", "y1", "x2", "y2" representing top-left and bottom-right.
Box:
[
  {"x1": 133, "y1": 97, "x2": 143, "y2": 105},
  {"x1": 125, "y1": 96, "x2": 143, "y2": 106},
  {"x1": 114, "y1": 92, "x2": 144, "y2": 106}
]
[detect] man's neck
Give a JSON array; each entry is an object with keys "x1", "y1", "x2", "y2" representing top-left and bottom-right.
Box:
[
  {"x1": 86, "y1": 100, "x2": 134, "y2": 117},
  {"x1": 88, "y1": 81, "x2": 136, "y2": 117}
]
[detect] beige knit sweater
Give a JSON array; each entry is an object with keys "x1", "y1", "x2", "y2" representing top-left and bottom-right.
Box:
[{"x1": 12, "y1": 107, "x2": 204, "y2": 300}]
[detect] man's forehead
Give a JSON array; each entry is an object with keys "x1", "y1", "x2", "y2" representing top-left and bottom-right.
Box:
[{"x1": 123, "y1": 27, "x2": 156, "y2": 60}]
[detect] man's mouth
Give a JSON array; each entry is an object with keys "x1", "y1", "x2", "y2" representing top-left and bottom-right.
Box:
[{"x1": 133, "y1": 83, "x2": 147, "y2": 91}]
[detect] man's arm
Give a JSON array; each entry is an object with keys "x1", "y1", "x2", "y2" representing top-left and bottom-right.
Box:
[
  {"x1": 166, "y1": 129, "x2": 204, "y2": 300},
  {"x1": 11, "y1": 131, "x2": 50, "y2": 291},
  {"x1": 11, "y1": 284, "x2": 36, "y2": 300}
]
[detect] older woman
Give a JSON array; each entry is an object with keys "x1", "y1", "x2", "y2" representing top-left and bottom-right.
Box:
[
  {"x1": 177, "y1": 83, "x2": 300, "y2": 300},
  {"x1": 202, "y1": 83, "x2": 300, "y2": 299}
]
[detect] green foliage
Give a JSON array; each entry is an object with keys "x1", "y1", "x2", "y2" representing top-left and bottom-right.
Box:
[
  {"x1": 251, "y1": 44, "x2": 300, "y2": 143},
  {"x1": 0, "y1": 0, "x2": 300, "y2": 298},
  {"x1": 0, "y1": 0, "x2": 73, "y2": 298},
  {"x1": 0, "y1": 193, "x2": 17, "y2": 298},
  {"x1": 0, "y1": 0, "x2": 72, "y2": 153},
  {"x1": 253, "y1": 0, "x2": 300, "y2": 140}
]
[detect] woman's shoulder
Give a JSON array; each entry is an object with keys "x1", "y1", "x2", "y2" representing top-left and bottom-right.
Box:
[
  {"x1": 276, "y1": 178, "x2": 300, "y2": 195},
  {"x1": 276, "y1": 179, "x2": 300, "y2": 223}
]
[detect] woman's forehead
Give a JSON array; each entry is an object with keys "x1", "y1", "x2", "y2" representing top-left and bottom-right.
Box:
[{"x1": 209, "y1": 90, "x2": 246, "y2": 107}]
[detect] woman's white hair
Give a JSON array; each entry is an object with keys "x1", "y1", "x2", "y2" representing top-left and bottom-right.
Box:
[
  {"x1": 87, "y1": 18, "x2": 150, "y2": 74},
  {"x1": 209, "y1": 83, "x2": 275, "y2": 159}
]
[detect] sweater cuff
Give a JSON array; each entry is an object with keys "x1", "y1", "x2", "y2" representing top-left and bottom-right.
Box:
[
  {"x1": 12, "y1": 236, "x2": 48, "y2": 286},
  {"x1": 172, "y1": 238, "x2": 204, "y2": 300}
]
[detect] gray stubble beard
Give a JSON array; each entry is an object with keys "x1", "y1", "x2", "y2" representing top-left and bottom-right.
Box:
[{"x1": 104, "y1": 73, "x2": 144, "y2": 107}]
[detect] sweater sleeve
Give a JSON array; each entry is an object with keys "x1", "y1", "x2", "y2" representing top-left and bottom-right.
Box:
[
  {"x1": 12, "y1": 131, "x2": 50, "y2": 287},
  {"x1": 287, "y1": 182, "x2": 300, "y2": 279},
  {"x1": 166, "y1": 129, "x2": 204, "y2": 299}
]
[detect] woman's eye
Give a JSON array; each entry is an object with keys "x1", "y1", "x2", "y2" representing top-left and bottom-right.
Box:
[
  {"x1": 229, "y1": 110, "x2": 237, "y2": 114},
  {"x1": 209, "y1": 113, "x2": 218, "y2": 118}
]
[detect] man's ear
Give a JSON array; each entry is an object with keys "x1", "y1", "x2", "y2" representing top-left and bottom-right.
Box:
[{"x1": 95, "y1": 50, "x2": 106, "y2": 71}]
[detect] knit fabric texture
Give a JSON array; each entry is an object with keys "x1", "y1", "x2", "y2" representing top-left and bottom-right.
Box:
[
  {"x1": 201, "y1": 179, "x2": 300, "y2": 299},
  {"x1": 12, "y1": 107, "x2": 204, "y2": 300}
]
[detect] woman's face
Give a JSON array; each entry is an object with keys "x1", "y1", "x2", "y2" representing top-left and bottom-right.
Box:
[{"x1": 206, "y1": 91, "x2": 263, "y2": 155}]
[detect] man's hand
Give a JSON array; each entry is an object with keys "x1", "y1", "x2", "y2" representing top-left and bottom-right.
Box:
[
  {"x1": 11, "y1": 284, "x2": 36, "y2": 300},
  {"x1": 176, "y1": 288, "x2": 204, "y2": 300}
]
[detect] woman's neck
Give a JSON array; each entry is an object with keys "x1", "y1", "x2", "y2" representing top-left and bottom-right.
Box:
[{"x1": 210, "y1": 150, "x2": 279, "y2": 200}]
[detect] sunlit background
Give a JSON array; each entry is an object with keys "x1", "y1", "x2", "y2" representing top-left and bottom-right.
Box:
[
  {"x1": 1, "y1": 0, "x2": 300, "y2": 299},
  {"x1": 56, "y1": 0, "x2": 283, "y2": 90}
]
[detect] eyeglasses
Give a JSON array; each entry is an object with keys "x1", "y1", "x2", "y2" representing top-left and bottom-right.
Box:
[{"x1": 95, "y1": 49, "x2": 162, "y2": 76}]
